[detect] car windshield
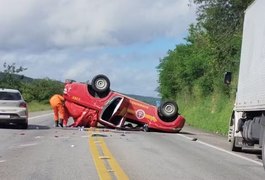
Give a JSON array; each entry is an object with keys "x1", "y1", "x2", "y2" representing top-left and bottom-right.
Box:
[{"x1": 0, "y1": 92, "x2": 22, "y2": 100}]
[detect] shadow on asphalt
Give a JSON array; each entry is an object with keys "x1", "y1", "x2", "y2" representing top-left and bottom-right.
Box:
[
  {"x1": 257, "y1": 155, "x2": 262, "y2": 160},
  {"x1": 28, "y1": 124, "x2": 50, "y2": 130},
  {"x1": 179, "y1": 131, "x2": 195, "y2": 135},
  {"x1": 0, "y1": 124, "x2": 50, "y2": 130}
]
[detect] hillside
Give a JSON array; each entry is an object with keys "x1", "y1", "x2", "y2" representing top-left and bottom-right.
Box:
[
  {"x1": 0, "y1": 72, "x2": 34, "y2": 83},
  {"x1": 126, "y1": 94, "x2": 161, "y2": 106}
]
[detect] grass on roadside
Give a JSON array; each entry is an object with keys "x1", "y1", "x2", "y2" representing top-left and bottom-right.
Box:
[
  {"x1": 177, "y1": 92, "x2": 234, "y2": 135},
  {"x1": 28, "y1": 101, "x2": 51, "y2": 112}
]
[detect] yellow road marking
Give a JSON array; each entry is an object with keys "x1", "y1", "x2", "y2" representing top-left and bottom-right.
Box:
[{"x1": 88, "y1": 131, "x2": 129, "y2": 180}]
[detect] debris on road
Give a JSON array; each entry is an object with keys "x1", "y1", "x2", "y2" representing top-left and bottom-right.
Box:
[
  {"x1": 78, "y1": 126, "x2": 85, "y2": 131},
  {"x1": 91, "y1": 133, "x2": 108, "y2": 137},
  {"x1": 191, "y1": 138, "x2": 198, "y2": 141},
  {"x1": 99, "y1": 156, "x2": 110, "y2": 159}
]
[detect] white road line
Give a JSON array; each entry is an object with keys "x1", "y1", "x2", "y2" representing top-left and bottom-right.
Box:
[
  {"x1": 29, "y1": 113, "x2": 53, "y2": 120},
  {"x1": 35, "y1": 136, "x2": 43, "y2": 139},
  {"x1": 19, "y1": 143, "x2": 38, "y2": 147},
  {"x1": 81, "y1": 135, "x2": 89, "y2": 138},
  {"x1": 0, "y1": 160, "x2": 6, "y2": 163},
  {"x1": 59, "y1": 136, "x2": 70, "y2": 139},
  {"x1": 178, "y1": 134, "x2": 263, "y2": 166}
]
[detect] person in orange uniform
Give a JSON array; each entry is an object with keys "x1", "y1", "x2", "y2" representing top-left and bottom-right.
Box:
[{"x1": 49, "y1": 94, "x2": 66, "y2": 127}]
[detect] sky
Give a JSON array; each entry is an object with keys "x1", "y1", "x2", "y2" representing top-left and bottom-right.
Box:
[{"x1": 0, "y1": 0, "x2": 197, "y2": 97}]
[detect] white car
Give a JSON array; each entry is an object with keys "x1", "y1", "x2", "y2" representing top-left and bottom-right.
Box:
[{"x1": 0, "y1": 88, "x2": 28, "y2": 129}]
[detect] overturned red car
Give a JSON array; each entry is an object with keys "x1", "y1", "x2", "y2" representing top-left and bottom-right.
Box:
[{"x1": 63, "y1": 74, "x2": 185, "y2": 133}]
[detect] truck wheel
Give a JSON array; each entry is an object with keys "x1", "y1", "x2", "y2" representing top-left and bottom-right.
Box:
[
  {"x1": 158, "y1": 101, "x2": 178, "y2": 122},
  {"x1": 230, "y1": 124, "x2": 242, "y2": 152},
  {"x1": 91, "y1": 74, "x2": 110, "y2": 94},
  {"x1": 262, "y1": 128, "x2": 265, "y2": 169},
  {"x1": 231, "y1": 136, "x2": 242, "y2": 152}
]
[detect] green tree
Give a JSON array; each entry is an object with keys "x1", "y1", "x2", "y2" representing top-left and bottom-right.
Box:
[
  {"x1": 158, "y1": 24, "x2": 214, "y2": 99},
  {"x1": 158, "y1": 0, "x2": 254, "y2": 99},
  {"x1": 0, "y1": 62, "x2": 27, "y2": 90},
  {"x1": 193, "y1": 0, "x2": 253, "y2": 76},
  {"x1": 22, "y1": 79, "x2": 64, "y2": 103}
]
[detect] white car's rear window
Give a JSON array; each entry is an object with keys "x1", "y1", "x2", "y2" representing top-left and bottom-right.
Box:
[{"x1": 0, "y1": 92, "x2": 22, "y2": 100}]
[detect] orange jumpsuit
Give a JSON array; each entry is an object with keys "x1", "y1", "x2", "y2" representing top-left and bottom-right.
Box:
[{"x1": 49, "y1": 94, "x2": 65, "y2": 124}]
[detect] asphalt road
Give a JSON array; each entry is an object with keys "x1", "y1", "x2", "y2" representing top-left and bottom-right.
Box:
[{"x1": 0, "y1": 111, "x2": 264, "y2": 180}]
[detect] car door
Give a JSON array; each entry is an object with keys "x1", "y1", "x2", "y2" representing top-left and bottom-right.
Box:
[{"x1": 99, "y1": 96, "x2": 129, "y2": 128}]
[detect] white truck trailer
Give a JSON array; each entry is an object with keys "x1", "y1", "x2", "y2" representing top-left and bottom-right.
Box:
[{"x1": 226, "y1": 0, "x2": 265, "y2": 168}]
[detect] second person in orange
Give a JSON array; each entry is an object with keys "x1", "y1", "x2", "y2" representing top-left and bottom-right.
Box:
[{"x1": 49, "y1": 94, "x2": 67, "y2": 127}]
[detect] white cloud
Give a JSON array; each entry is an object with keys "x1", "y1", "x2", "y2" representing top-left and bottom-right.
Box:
[
  {"x1": 0, "y1": 0, "x2": 196, "y2": 50},
  {"x1": 0, "y1": 0, "x2": 196, "y2": 97}
]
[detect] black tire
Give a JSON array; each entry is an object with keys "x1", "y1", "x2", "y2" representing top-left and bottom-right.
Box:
[
  {"x1": 230, "y1": 115, "x2": 242, "y2": 152},
  {"x1": 20, "y1": 122, "x2": 28, "y2": 129},
  {"x1": 262, "y1": 127, "x2": 265, "y2": 170},
  {"x1": 231, "y1": 136, "x2": 242, "y2": 152},
  {"x1": 158, "y1": 101, "x2": 178, "y2": 122},
  {"x1": 91, "y1": 74, "x2": 110, "y2": 94}
]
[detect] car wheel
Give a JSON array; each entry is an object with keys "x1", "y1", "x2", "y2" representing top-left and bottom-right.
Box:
[
  {"x1": 158, "y1": 101, "x2": 178, "y2": 122},
  {"x1": 91, "y1": 74, "x2": 110, "y2": 94},
  {"x1": 20, "y1": 119, "x2": 28, "y2": 129},
  {"x1": 21, "y1": 123, "x2": 28, "y2": 129}
]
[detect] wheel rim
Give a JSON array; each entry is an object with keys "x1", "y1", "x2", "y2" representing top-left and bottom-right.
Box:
[
  {"x1": 164, "y1": 104, "x2": 175, "y2": 115},
  {"x1": 96, "y1": 78, "x2": 107, "y2": 90}
]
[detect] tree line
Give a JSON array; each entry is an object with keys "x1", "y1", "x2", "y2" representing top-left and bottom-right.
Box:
[
  {"x1": 0, "y1": 62, "x2": 64, "y2": 103},
  {"x1": 157, "y1": 0, "x2": 254, "y2": 100}
]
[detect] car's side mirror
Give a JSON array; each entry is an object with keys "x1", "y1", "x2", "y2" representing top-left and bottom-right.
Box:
[{"x1": 224, "y1": 72, "x2": 232, "y2": 85}]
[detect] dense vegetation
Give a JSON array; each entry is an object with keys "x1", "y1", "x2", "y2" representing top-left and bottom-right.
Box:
[{"x1": 157, "y1": 0, "x2": 254, "y2": 134}]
